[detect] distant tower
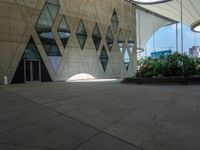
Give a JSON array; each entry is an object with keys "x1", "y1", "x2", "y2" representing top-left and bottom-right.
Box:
[{"x1": 189, "y1": 46, "x2": 200, "y2": 58}]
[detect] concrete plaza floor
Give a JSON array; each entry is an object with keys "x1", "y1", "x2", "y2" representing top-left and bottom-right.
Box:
[{"x1": 0, "y1": 81, "x2": 200, "y2": 150}]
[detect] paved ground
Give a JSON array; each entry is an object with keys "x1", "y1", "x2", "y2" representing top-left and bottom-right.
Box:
[{"x1": 0, "y1": 81, "x2": 200, "y2": 150}]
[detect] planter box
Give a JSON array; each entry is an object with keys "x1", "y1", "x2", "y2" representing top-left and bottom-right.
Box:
[{"x1": 123, "y1": 77, "x2": 200, "y2": 85}]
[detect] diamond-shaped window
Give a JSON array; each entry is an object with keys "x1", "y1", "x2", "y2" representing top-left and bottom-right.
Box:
[
  {"x1": 111, "y1": 9, "x2": 119, "y2": 33},
  {"x1": 128, "y1": 32, "x2": 135, "y2": 53},
  {"x1": 118, "y1": 29, "x2": 125, "y2": 53},
  {"x1": 37, "y1": 31, "x2": 61, "y2": 56},
  {"x1": 76, "y1": 19, "x2": 87, "y2": 50},
  {"x1": 58, "y1": 16, "x2": 70, "y2": 48},
  {"x1": 35, "y1": 0, "x2": 61, "y2": 56},
  {"x1": 23, "y1": 37, "x2": 40, "y2": 59},
  {"x1": 124, "y1": 49, "x2": 130, "y2": 71},
  {"x1": 106, "y1": 26, "x2": 114, "y2": 52},
  {"x1": 49, "y1": 56, "x2": 61, "y2": 72},
  {"x1": 92, "y1": 23, "x2": 101, "y2": 50},
  {"x1": 99, "y1": 46, "x2": 109, "y2": 72},
  {"x1": 46, "y1": 2, "x2": 60, "y2": 21},
  {"x1": 35, "y1": 5, "x2": 53, "y2": 30},
  {"x1": 47, "y1": 0, "x2": 60, "y2": 6}
]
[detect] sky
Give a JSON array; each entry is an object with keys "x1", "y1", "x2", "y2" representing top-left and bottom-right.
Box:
[{"x1": 142, "y1": 23, "x2": 200, "y2": 57}]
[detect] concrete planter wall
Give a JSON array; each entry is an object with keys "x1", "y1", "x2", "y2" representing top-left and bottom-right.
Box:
[{"x1": 123, "y1": 77, "x2": 200, "y2": 84}]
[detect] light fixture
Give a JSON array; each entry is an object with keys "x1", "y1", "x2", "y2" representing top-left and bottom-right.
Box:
[
  {"x1": 191, "y1": 21, "x2": 200, "y2": 33},
  {"x1": 126, "y1": 0, "x2": 172, "y2": 4}
]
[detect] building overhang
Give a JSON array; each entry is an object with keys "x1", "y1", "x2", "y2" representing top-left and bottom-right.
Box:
[{"x1": 125, "y1": 0, "x2": 200, "y2": 32}]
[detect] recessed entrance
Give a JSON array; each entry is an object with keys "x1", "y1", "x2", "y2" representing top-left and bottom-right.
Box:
[
  {"x1": 24, "y1": 60, "x2": 41, "y2": 82},
  {"x1": 12, "y1": 37, "x2": 52, "y2": 84}
]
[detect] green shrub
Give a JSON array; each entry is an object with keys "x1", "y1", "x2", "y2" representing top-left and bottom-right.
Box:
[
  {"x1": 136, "y1": 52, "x2": 199, "y2": 78},
  {"x1": 196, "y1": 64, "x2": 200, "y2": 75}
]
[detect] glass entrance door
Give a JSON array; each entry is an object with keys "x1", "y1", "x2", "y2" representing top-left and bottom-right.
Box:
[{"x1": 24, "y1": 60, "x2": 41, "y2": 82}]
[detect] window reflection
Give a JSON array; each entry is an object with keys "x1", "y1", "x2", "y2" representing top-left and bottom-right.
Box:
[
  {"x1": 76, "y1": 19, "x2": 87, "y2": 50},
  {"x1": 106, "y1": 26, "x2": 114, "y2": 52},
  {"x1": 124, "y1": 49, "x2": 130, "y2": 71},
  {"x1": 99, "y1": 46, "x2": 109, "y2": 71},
  {"x1": 111, "y1": 9, "x2": 119, "y2": 33},
  {"x1": 118, "y1": 29, "x2": 125, "y2": 53},
  {"x1": 37, "y1": 31, "x2": 61, "y2": 56},
  {"x1": 58, "y1": 16, "x2": 71, "y2": 48},
  {"x1": 128, "y1": 32, "x2": 135, "y2": 53},
  {"x1": 92, "y1": 23, "x2": 101, "y2": 50},
  {"x1": 35, "y1": 0, "x2": 61, "y2": 56}
]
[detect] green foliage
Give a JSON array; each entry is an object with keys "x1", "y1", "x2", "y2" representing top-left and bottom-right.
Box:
[
  {"x1": 194, "y1": 58, "x2": 200, "y2": 75},
  {"x1": 136, "y1": 53, "x2": 200, "y2": 78}
]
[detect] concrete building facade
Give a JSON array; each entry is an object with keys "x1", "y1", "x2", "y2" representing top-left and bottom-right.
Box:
[{"x1": 0, "y1": 0, "x2": 137, "y2": 84}]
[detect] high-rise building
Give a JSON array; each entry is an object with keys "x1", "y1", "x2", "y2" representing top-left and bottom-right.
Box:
[{"x1": 189, "y1": 46, "x2": 200, "y2": 58}]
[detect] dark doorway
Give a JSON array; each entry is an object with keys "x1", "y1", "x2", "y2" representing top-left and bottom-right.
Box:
[
  {"x1": 24, "y1": 60, "x2": 41, "y2": 82},
  {"x1": 12, "y1": 37, "x2": 52, "y2": 84}
]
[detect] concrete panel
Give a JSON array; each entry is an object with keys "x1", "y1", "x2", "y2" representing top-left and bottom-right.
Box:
[{"x1": 0, "y1": 0, "x2": 137, "y2": 84}]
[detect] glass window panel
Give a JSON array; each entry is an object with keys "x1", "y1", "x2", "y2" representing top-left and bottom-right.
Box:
[
  {"x1": 49, "y1": 56, "x2": 61, "y2": 72},
  {"x1": 32, "y1": 61, "x2": 40, "y2": 81},
  {"x1": 127, "y1": 0, "x2": 171, "y2": 4},
  {"x1": 118, "y1": 29, "x2": 125, "y2": 53},
  {"x1": 99, "y1": 46, "x2": 109, "y2": 71},
  {"x1": 58, "y1": 16, "x2": 70, "y2": 32},
  {"x1": 25, "y1": 61, "x2": 31, "y2": 81},
  {"x1": 106, "y1": 26, "x2": 114, "y2": 52},
  {"x1": 58, "y1": 16, "x2": 70, "y2": 48},
  {"x1": 77, "y1": 35, "x2": 87, "y2": 49},
  {"x1": 38, "y1": 31, "x2": 61, "y2": 56},
  {"x1": 46, "y1": 3, "x2": 59, "y2": 21},
  {"x1": 128, "y1": 32, "x2": 135, "y2": 53},
  {"x1": 77, "y1": 20, "x2": 87, "y2": 35},
  {"x1": 36, "y1": 5, "x2": 53, "y2": 29},
  {"x1": 111, "y1": 9, "x2": 119, "y2": 33},
  {"x1": 35, "y1": 0, "x2": 61, "y2": 56},
  {"x1": 23, "y1": 37, "x2": 40, "y2": 59},
  {"x1": 92, "y1": 23, "x2": 101, "y2": 50},
  {"x1": 46, "y1": 0, "x2": 60, "y2": 6},
  {"x1": 76, "y1": 20, "x2": 87, "y2": 49},
  {"x1": 124, "y1": 49, "x2": 130, "y2": 71}
]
